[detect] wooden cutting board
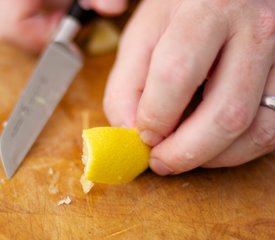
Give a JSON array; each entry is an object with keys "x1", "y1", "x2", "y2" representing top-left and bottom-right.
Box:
[{"x1": 0, "y1": 43, "x2": 275, "y2": 240}]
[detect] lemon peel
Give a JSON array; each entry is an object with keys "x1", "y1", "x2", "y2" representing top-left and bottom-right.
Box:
[{"x1": 81, "y1": 127, "x2": 150, "y2": 188}]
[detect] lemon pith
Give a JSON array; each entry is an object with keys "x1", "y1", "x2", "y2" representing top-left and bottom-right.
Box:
[{"x1": 81, "y1": 127, "x2": 150, "y2": 185}]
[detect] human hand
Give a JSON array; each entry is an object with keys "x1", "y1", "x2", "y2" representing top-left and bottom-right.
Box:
[
  {"x1": 0, "y1": 0, "x2": 127, "y2": 53},
  {"x1": 104, "y1": 0, "x2": 275, "y2": 175}
]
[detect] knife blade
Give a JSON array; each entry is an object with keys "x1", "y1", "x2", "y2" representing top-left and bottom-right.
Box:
[{"x1": 0, "y1": 1, "x2": 97, "y2": 178}]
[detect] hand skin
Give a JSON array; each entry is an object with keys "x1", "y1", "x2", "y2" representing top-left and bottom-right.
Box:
[
  {"x1": 104, "y1": 0, "x2": 275, "y2": 175},
  {"x1": 0, "y1": 0, "x2": 127, "y2": 53}
]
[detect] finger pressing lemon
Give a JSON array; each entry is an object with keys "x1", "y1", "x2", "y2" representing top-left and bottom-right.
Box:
[{"x1": 80, "y1": 127, "x2": 150, "y2": 192}]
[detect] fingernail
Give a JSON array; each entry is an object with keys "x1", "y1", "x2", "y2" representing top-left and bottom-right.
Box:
[
  {"x1": 94, "y1": 0, "x2": 127, "y2": 14},
  {"x1": 95, "y1": 0, "x2": 115, "y2": 11},
  {"x1": 79, "y1": 0, "x2": 91, "y2": 10},
  {"x1": 150, "y1": 158, "x2": 173, "y2": 176},
  {"x1": 139, "y1": 130, "x2": 163, "y2": 146}
]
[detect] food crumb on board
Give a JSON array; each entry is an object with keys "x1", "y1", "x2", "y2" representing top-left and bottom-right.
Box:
[
  {"x1": 2, "y1": 121, "x2": 7, "y2": 128},
  {"x1": 58, "y1": 196, "x2": 72, "y2": 206},
  {"x1": 48, "y1": 171, "x2": 60, "y2": 195},
  {"x1": 0, "y1": 179, "x2": 6, "y2": 184},
  {"x1": 48, "y1": 168, "x2": 54, "y2": 175},
  {"x1": 181, "y1": 182, "x2": 190, "y2": 188},
  {"x1": 48, "y1": 185, "x2": 59, "y2": 194}
]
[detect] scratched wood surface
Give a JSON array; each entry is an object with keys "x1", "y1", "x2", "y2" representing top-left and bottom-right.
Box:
[{"x1": 0, "y1": 35, "x2": 275, "y2": 240}]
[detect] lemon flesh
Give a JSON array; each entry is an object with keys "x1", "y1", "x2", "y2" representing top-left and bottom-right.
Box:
[{"x1": 82, "y1": 127, "x2": 150, "y2": 185}]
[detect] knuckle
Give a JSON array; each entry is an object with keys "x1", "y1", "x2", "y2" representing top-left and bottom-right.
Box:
[
  {"x1": 210, "y1": 0, "x2": 247, "y2": 15},
  {"x1": 169, "y1": 151, "x2": 196, "y2": 173},
  {"x1": 154, "y1": 54, "x2": 195, "y2": 86},
  {"x1": 138, "y1": 107, "x2": 171, "y2": 131},
  {"x1": 214, "y1": 101, "x2": 253, "y2": 137},
  {"x1": 211, "y1": 0, "x2": 233, "y2": 9},
  {"x1": 255, "y1": 7, "x2": 275, "y2": 41},
  {"x1": 249, "y1": 121, "x2": 275, "y2": 150}
]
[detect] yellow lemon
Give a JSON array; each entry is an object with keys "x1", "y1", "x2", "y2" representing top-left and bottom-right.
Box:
[
  {"x1": 86, "y1": 19, "x2": 120, "y2": 56},
  {"x1": 81, "y1": 127, "x2": 150, "y2": 188}
]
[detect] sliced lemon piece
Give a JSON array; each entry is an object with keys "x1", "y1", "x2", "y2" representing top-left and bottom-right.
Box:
[
  {"x1": 81, "y1": 127, "x2": 150, "y2": 187},
  {"x1": 86, "y1": 19, "x2": 120, "y2": 56}
]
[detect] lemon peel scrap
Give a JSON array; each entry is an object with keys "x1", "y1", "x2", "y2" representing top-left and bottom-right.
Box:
[{"x1": 57, "y1": 196, "x2": 71, "y2": 206}]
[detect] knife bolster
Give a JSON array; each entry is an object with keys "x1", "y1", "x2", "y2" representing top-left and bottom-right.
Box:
[{"x1": 53, "y1": 16, "x2": 81, "y2": 43}]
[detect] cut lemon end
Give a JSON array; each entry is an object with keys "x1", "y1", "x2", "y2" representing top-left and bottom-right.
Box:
[
  {"x1": 86, "y1": 19, "x2": 120, "y2": 56},
  {"x1": 81, "y1": 127, "x2": 150, "y2": 188}
]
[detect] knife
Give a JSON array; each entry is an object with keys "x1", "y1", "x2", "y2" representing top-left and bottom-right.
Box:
[{"x1": 0, "y1": 1, "x2": 97, "y2": 179}]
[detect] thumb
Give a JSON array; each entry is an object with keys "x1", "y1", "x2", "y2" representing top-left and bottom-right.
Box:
[{"x1": 80, "y1": 0, "x2": 128, "y2": 16}]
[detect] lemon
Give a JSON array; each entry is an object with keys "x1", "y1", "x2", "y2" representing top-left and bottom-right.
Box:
[
  {"x1": 81, "y1": 127, "x2": 150, "y2": 187},
  {"x1": 86, "y1": 19, "x2": 120, "y2": 56}
]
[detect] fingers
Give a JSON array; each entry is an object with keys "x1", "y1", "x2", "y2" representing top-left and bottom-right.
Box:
[
  {"x1": 0, "y1": 0, "x2": 65, "y2": 53},
  {"x1": 21, "y1": 12, "x2": 63, "y2": 52},
  {"x1": 136, "y1": 2, "x2": 227, "y2": 146},
  {"x1": 82, "y1": 0, "x2": 128, "y2": 16},
  {"x1": 202, "y1": 66, "x2": 275, "y2": 168},
  {"x1": 7, "y1": 12, "x2": 63, "y2": 53},
  {"x1": 103, "y1": 0, "x2": 171, "y2": 127},
  {"x1": 14, "y1": 0, "x2": 42, "y2": 18},
  {"x1": 13, "y1": 0, "x2": 68, "y2": 18},
  {"x1": 44, "y1": 0, "x2": 71, "y2": 10},
  {"x1": 149, "y1": 28, "x2": 274, "y2": 176}
]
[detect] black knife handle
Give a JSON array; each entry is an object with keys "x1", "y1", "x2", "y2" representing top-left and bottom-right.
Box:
[{"x1": 68, "y1": 0, "x2": 98, "y2": 25}]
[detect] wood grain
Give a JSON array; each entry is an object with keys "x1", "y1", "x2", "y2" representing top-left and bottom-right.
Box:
[{"x1": 0, "y1": 43, "x2": 275, "y2": 240}]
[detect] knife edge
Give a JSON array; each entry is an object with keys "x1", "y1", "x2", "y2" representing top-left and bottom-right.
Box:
[{"x1": 0, "y1": 42, "x2": 83, "y2": 179}]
